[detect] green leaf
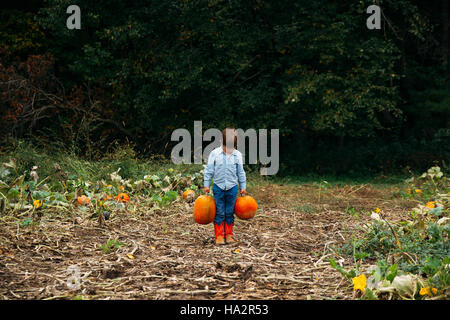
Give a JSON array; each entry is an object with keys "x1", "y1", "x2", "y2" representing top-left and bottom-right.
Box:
[
  {"x1": 9, "y1": 174, "x2": 24, "y2": 188},
  {"x1": 19, "y1": 218, "x2": 33, "y2": 227},
  {"x1": 151, "y1": 195, "x2": 162, "y2": 203},
  {"x1": 386, "y1": 264, "x2": 398, "y2": 283},
  {"x1": 164, "y1": 190, "x2": 178, "y2": 201},
  {"x1": 7, "y1": 187, "x2": 19, "y2": 200},
  {"x1": 329, "y1": 258, "x2": 337, "y2": 269},
  {"x1": 370, "y1": 266, "x2": 383, "y2": 283},
  {"x1": 363, "y1": 288, "x2": 378, "y2": 300},
  {"x1": 429, "y1": 207, "x2": 443, "y2": 216},
  {"x1": 0, "y1": 167, "x2": 11, "y2": 179}
]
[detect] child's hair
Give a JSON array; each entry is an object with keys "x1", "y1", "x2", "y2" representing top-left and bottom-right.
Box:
[{"x1": 222, "y1": 128, "x2": 237, "y2": 148}]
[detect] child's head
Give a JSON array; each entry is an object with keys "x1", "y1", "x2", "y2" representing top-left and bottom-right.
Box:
[{"x1": 222, "y1": 128, "x2": 237, "y2": 149}]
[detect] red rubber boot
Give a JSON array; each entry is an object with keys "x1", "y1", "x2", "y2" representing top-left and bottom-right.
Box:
[
  {"x1": 225, "y1": 222, "x2": 235, "y2": 243},
  {"x1": 214, "y1": 222, "x2": 225, "y2": 245}
]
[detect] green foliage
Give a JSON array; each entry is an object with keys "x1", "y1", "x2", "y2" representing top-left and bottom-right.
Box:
[
  {"x1": 329, "y1": 258, "x2": 357, "y2": 281},
  {"x1": 0, "y1": 140, "x2": 202, "y2": 184},
  {"x1": 0, "y1": 142, "x2": 206, "y2": 219},
  {"x1": 341, "y1": 219, "x2": 449, "y2": 273},
  {"x1": 0, "y1": 8, "x2": 46, "y2": 56},
  {"x1": 345, "y1": 207, "x2": 359, "y2": 219},
  {"x1": 331, "y1": 166, "x2": 449, "y2": 299},
  {"x1": 0, "y1": 0, "x2": 448, "y2": 174},
  {"x1": 100, "y1": 239, "x2": 125, "y2": 254},
  {"x1": 19, "y1": 217, "x2": 33, "y2": 228},
  {"x1": 38, "y1": 0, "x2": 402, "y2": 137},
  {"x1": 404, "y1": 166, "x2": 448, "y2": 200}
]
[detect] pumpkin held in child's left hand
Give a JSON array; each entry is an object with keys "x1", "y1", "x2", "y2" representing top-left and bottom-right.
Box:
[
  {"x1": 193, "y1": 195, "x2": 216, "y2": 224},
  {"x1": 234, "y1": 195, "x2": 257, "y2": 220}
]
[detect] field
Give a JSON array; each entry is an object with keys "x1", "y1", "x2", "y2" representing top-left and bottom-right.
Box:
[
  {"x1": 0, "y1": 144, "x2": 448, "y2": 300},
  {"x1": 1, "y1": 0, "x2": 449, "y2": 303},
  {"x1": 2, "y1": 164, "x2": 436, "y2": 300}
]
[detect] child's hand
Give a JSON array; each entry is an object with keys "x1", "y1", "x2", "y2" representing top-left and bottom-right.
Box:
[
  {"x1": 203, "y1": 187, "x2": 210, "y2": 194},
  {"x1": 240, "y1": 189, "x2": 246, "y2": 196}
]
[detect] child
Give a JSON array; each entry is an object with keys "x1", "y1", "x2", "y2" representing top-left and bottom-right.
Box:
[{"x1": 203, "y1": 128, "x2": 246, "y2": 245}]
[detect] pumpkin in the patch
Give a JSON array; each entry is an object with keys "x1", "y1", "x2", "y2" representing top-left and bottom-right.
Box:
[
  {"x1": 234, "y1": 195, "x2": 257, "y2": 220},
  {"x1": 116, "y1": 193, "x2": 130, "y2": 203},
  {"x1": 77, "y1": 195, "x2": 91, "y2": 205},
  {"x1": 183, "y1": 189, "x2": 195, "y2": 201},
  {"x1": 101, "y1": 194, "x2": 112, "y2": 201},
  {"x1": 193, "y1": 195, "x2": 216, "y2": 224}
]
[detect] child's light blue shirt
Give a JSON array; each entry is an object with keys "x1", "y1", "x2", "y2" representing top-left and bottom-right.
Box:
[{"x1": 204, "y1": 147, "x2": 246, "y2": 191}]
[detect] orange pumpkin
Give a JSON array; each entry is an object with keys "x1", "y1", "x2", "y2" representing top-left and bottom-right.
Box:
[
  {"x1": 77, "y1": 195, "x2": 91, "y2": 205},
  {"x1": 116, "y1": 193, "x2": 130, "y2": 203},
  {"x1": 234, "y1": 195, "x2": 257, "y2": 220},
  {"x1": 101, "y1": 194, "x2": 112, "y2": 201},
  {"x1": 193, "y1": 195, "x2": 216, "y2": 224},
  {"x1": 183, "y1": 189, "x2": 195, "y2": 200}
]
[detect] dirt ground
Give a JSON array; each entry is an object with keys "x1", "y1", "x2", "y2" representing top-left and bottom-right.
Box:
[{"x1": 0, "y1": 184, "x2": 416, "y2": 300}]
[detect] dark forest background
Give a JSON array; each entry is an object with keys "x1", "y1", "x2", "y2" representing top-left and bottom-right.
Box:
[{"x1": 0, "y1": 0, "x2": 448, "y2": 176}]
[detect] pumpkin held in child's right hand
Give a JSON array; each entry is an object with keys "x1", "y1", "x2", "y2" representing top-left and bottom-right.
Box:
[
  {"x1": 234, "y1": 195, "x2": 257, "y2": 220},
  {"x1": 193, "y1": 195, "x2": 216, "y2": 224}
]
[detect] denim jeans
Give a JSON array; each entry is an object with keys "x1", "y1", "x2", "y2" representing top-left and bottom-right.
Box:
[{"x1": 212, "y1": 184, "x2": 238, "y2": 225}]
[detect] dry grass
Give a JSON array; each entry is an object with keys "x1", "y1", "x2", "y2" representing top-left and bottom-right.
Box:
[{"x1": 0, "y1": 182, "x2": 416, "y2": 300}]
